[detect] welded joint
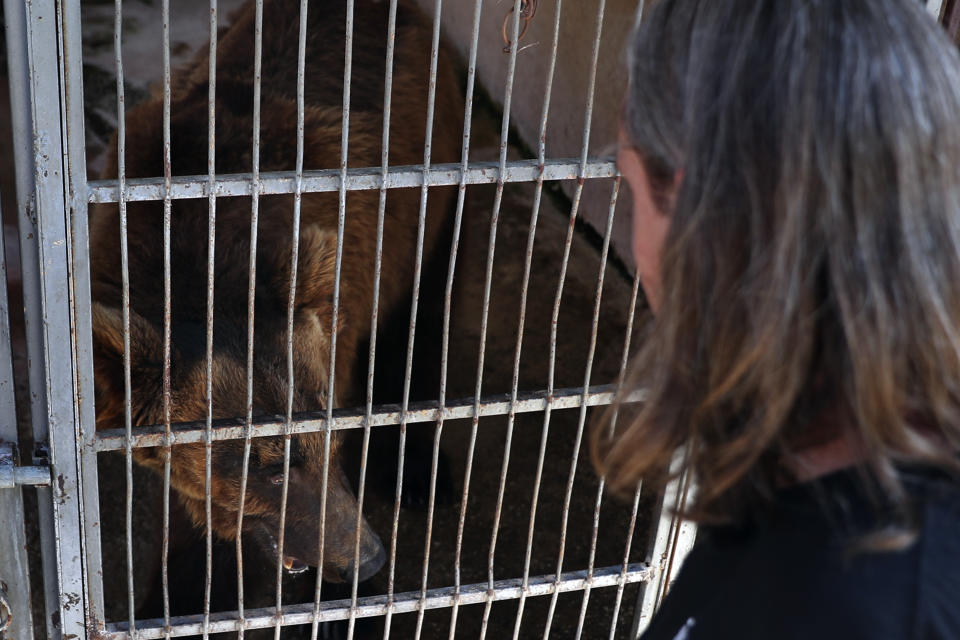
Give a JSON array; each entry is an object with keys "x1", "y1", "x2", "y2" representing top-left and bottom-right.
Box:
[
  {"x1": 88, "y1": 626, "x2": 111, "y2": 640},
  {"x1": 0, "y1": 441, "x2": 51, "y2": 489}
]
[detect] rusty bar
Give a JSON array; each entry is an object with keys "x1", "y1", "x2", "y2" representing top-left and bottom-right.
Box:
[
  {"x1": 95, "y1": 386, "x2": 646, "y2": 451},
  {"x1": 403, "y1": 0, "x2": 445, "y2": 637},
  {"x1": 160, "y1": 0, "x2": 174, "y2": 635},
  {"x1": 271, "y1": 2, "x2": 309, "y2": 638},
  {"x1": 446, "y1": 2, "x2": 526, "y2": 637},
  {"x1": 202, "y1": 2, "x2": 220, "y2": 637},
  {"x1": 568, "y1": 178, "x2": 639, "y2": 640},
  {"x1": 102, "y1": 564, "x2": 653, "y2": 639},
  {"x1": 512, "y1": 0, "x2": 609, "y2": 634},
  {"x1": 542, "y1": 175, "x2": 619, "y2": 639},
  {"x1": 478, "y1": 0, "x2": 566, "y2": 634},
  {"x1": 346, "y1": 0, "x2": 398, "y2": 637},
  {"x1": 309, "y1": 2, "x2": 356, "y2": 636},
  {"x1": 607, "y1": 483, "x2": 643, "y2": 640},
  {"x1": 111, "y1": 0, "x2": 139, "y2": 631},
  {"x1": 86, "y1": 158, "x2": 619, "y2": 203},
  {"x1": 601, "y1": 270, "x2": 644, "y2": 640},
  {"x1": 235, "y1": 1, "x2": 264, "y2": 637},
  {"x1": 382, "y1": 0, "x2": 486, "y2": 636}
]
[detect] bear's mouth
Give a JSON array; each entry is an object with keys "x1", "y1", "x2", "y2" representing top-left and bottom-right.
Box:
[
  {"x1": 268, "y1": 535, "x2": 310, "y2": 574},
  {"x1": 253, "y1": 525, "x2": 311, "y2": 575}
]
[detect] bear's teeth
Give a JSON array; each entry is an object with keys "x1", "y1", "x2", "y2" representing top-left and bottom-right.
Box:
[{"x1": 283, "y1": 556, "x2": 308, "y2": 574}]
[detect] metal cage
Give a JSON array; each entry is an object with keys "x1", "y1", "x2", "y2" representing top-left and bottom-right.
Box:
[{"x1": 0, "y1": 0, "x2": 705, "y2": 638}]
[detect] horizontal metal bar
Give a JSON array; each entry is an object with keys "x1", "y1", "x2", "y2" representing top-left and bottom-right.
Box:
[
  {"x1": 86, "y1": 158, "x2": 617, "y2": 203},
  {"x1": 0, "y1": 465, "x2": 51, "y2": 488},
  {"x1": 101, "y1": 563, "x2": 652, "y2": 639},
  {"x1": 94, "y1": 385, "x2": 647, "y2": 452}
]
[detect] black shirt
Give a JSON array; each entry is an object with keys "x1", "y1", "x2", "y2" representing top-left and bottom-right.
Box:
[{"x1": 641, "y1": 468, "x2": 960, "y2": 640}]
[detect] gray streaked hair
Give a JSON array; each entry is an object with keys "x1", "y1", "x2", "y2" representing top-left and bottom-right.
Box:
[{"x1": 598, "y1": 0, "x2": 960, "y2": 530}]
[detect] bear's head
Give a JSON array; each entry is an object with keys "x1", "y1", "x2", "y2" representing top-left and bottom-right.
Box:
[{"x1": 91, "y1": 226, "x2": 385, "y2": 583}]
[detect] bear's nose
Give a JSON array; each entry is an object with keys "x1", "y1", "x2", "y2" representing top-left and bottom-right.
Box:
[{"x1": 340, "y1": 538, "x2": 386, "y2": 583}]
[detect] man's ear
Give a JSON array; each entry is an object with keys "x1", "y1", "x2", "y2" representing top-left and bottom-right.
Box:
[{"x1": 90, "y1": 303, "x2": 165, "y2": 430}]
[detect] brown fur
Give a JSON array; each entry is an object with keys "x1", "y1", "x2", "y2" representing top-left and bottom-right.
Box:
[{"x1": 89, "y1": 0, "x2": 462, "y2": 586}]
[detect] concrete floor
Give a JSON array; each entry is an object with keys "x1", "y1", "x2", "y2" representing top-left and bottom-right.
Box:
[{"x1": 353, "y1": 178, "x2": 655, "y2": 640}]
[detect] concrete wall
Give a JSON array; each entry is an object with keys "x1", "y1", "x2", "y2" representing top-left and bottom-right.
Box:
[{"x1": 417, "y1": 0, "x2": 641, "y2": 268}]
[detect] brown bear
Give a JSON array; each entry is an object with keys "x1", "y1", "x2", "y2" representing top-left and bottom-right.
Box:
[{"x1": 89, "y1": 0, "x2": 463, "y2": 619}]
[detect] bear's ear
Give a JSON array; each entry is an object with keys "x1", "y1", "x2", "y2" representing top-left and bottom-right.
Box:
[
  {"x1": 291, "y1": 225, "x2": 338, "y2": 313},
  {"x1": 271, "y1": 225, "x2": 347, "y2": 331},
  {"x1": 90, "y1": 303, "x2": 165, "y2": 429}
]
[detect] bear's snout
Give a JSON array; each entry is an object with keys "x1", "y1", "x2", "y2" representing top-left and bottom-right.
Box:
[
  {"x1": 339, "y1": 529, "x2": 386, "y2": 583},
  {"x1": 256, "y1": 463, "x2": 385, "y2": 583}
]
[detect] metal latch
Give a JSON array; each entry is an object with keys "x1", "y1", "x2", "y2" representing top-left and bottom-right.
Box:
[{"x1": 0, "y1": 442, "x2": 51, "y2": 489}]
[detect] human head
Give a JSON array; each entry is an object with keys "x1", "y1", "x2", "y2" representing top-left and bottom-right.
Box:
[{"x1": 599, "y1": 0, "x2": 960, "y2": 523}]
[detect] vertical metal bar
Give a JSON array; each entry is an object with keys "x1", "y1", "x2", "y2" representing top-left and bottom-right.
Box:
[
  {"x1": 404, "y1": 1, "x2": 443, "y2": 635},
  {"x1": 346, "y1": 0, "x2": 398, "y2": 637},
  {"x1": 0, "y1": 195, "x2": 35, "y2": 640},
  {"x1": 58, "y1": 0, "x2": 105, "y2": 630},
  {"x1": 478, "y1": 0, "x2": 566, "y2": 635},
  {"x1": 236, "y1": 1, "x2": 264, "y2": 638},
  {"x1": 1, "y1": 1, "x2": 60, "y2": 635},
  {"x1": 382, "y1": 0, "x2": 484, "y2": 636},
  {"x1": 311, "y1": 2, "x2": 355, "y2": 637},
  {"x1": 605, "y1": 273, "x2": 644, "y2": 640},
  {"x1": 16, "y1": 1, "x2": 89, "y2": 637},
  {"x1": 542, "y1": 177, "x2": 619, "y2": 639},
  {"x1": 446, "y1": 1, "x2": 525, "y2": 637},
  {"x1": 112, "y1": 0, "x2": 138, "y2": 632},
  {"x1": 574, "y1": 259, "x2": 643, "y2": 640},
  {"x1": 160, "y1": 0, "x2": 174, "y2": 636},
  {"x1": 203, "y1": 2, "x2": 219, "y2": 638},
  {"x1": 608, "y1": 484, "x2": 643, "y2": 640},
  {"x1": 513, "y1": 0, "x2": 607, "y2": 636},
  {"x1": 273, "y1": 2, "x2": 308, "y2": 638}
]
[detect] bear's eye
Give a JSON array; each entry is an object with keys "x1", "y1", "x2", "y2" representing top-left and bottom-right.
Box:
[{"x1": 270, "y1": 473, "x2": 285, "y2": 486}]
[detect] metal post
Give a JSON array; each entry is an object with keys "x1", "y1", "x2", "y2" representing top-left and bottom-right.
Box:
[
  {"x1": 0, "y1": 194, "x2": 35, "y2": 640},
  {"x1": 59, "y1": 0, "x2": 106, "y2": 631},
  {"x1": 5, "y1": 0, "x2": 91, "y2": 637},
  {"x1": 4, "y1": 0, "x2": 62, "y2": 636},
  {"x1": 632, "y1": 450, "x2": 697, "y2": 637}
]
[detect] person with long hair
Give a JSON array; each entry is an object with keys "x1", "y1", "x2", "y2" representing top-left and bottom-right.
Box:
[{"x1": 596, "y1": 1, "x2": 960, "y2": 637}]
